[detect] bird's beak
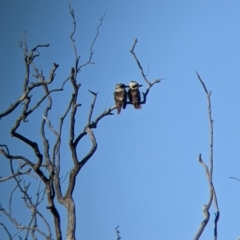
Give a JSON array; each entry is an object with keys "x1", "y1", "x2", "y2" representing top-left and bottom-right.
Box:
[{"x1": 139, "y1": 84, "x2": 143, "y2": 88}]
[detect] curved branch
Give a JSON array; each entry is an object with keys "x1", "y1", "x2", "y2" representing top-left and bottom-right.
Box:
[
  {"x1": 0, "y1": 146, "x2": 34, "y2": 168},
  {"x1": 130, "y1": 38, "x2": 163, "y2": 105},
  {"x1": 74, "y1": 105, "x2": 115, "y2": 147},
  {"x1": 229, "y1": 177, "x2": 240, "y2": 182},
  {"x1": 78, "y1": 127, "x2": 98, "y2": 167},
  {"x1": 140, "y1": 79, "x2": 163, "y2": 105},
  {"x1": 31, "y1": 43, "x2": 50, "y2": 53},
  {"x1": 0, "y1": 223, "x2": 12, "y2": 239}
]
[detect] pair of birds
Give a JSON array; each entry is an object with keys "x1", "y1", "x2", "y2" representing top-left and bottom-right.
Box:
[{"x1": 114, "y1": 81, "x2": 142, "y2": 114}]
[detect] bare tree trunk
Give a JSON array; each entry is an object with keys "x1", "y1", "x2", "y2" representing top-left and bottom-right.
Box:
[{"x1": 65, "y1": 198, "x2": 76, "y2": 240}]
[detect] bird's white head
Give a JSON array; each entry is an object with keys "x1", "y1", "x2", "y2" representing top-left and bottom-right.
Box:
[
  {"x1": 115, "y1": 83, "x2": 126, "y2": 92},
  {"x1": 129, "y1": 81, "x2": 142, "y2": 90}
]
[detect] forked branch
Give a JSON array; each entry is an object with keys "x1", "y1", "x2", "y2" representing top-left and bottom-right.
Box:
[
  {"x1": 0, "y1": 63, "x2": 58, "y2": 119},
  {"x1": 69, "y1": 3, "x2": 106, "y2": 71},
  {"x1": 74, "y1": 39, "x2": 163, "y2": 146},
  {"x1": 193, "y1": 72, "x2": 220, "y2": 240},
  {"x1": 130, "y1": 38, "x2": 164, "y2": 105},
  {"x1": 0, "y1": 151, "x2": 52, "y2": 239},
  {"x1": 130, "y1": 38, "x2": 151, "y2": 85}
]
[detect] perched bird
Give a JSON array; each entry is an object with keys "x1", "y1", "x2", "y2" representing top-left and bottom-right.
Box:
[
  {"x1": 128, "y1": 81, "x2": 142, "y2": 109},
  {"x1": 114, "y1": 83, "x2": 127, "y2": 114}
]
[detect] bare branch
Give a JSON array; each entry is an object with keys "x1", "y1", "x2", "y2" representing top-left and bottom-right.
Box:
[
  {"x1": 196, "y1": 71, "x2": 208, "y2": 94},
  {"x1": 10, "y1": 158, "x2": 52, "y2": 238},
  {"x1": 140, "y1": 78, "x2": 164, "y2": 105},
  {"x1": 52, "y1": 93, "x2": 75, "y2": 203},
  {"x1": 10, "y1": 132, "x2": 44, "y2": 172},
  {"x1": 39, "y1": 84, "x2": 62, "y2": 239},
  {"x1": 78, "y1": 12, "x2": 106, "y2": 70},
  {"x1": 115, "y1": 226, "x2": 121, "y2": 240},
  {"x1": 0, "y1": 168, "x2": 31, "y2": 182},
  {"x1": 0, "y1": 223, "x2": 12, "y2": 239},
  {"x1": 78, "y1": 127, "x2": 98, "y2": 167},
  {"x1": 69, "y1": 5, "x2": 79, "y2": 62},
  {"x1": 26, "y1": 88, "x2": 63, "y2": 118},
  {"x1": 65, "y1": 127, "x2": 98, "y2": 198},
  {"x1": 89, "y1": 106, "x2": 115, "y2": 128},
  {"x1": 87, "y1": 90, "x2": 98, "y2": 124},
  {"x1": 74, "y1": 105, "x2": 115, "y2": 147},
  {"x1": 0, "y1": 149, "x2": 34, "y2": 168},
  {"x1": 193, "y1": 154, "x2": 213, "y2": 240},
  {"x1": 130, "y1": 38, "x2": 151, "y2": 85},
  {"x1": 130, "y1": 38, "x2": 163, "y2": 105},
  {"x1": 0, "y1": 63, "x2": 59, "y2": 119},
  {"x1": 0, "y1": 34, "x2": 53, "y2": 120},
  {"x1": 31, "y1": 43, "x2": 50, "y2": 53},
  {"x1": 41, "y1": 83, "x2": 55, "y2": 167},
  {"x1": 193, "y1": 72, "x2": 219, "y2": 240},
  {"x1": 0, "y1": 145, "x2": 34, "y2": 167},
  {"x1": 212, "y1": 185, "x2": 219, "y2": 240},
  {"x1": 18, "y1": 32, "x2": 49, "y2": 59},
  {"x1": 229, "y1": 177, "x2": 240, "y2": 182},
  {"x1": 42, "y1": 115, "x2": 59, "y2": 137},
  {"x1": 0, "y1": 207, "x2": 49, "y2": 238},
  {"x1": 214, "y1": 210, "x2": 220, "y2": 240},
  {"x1": 69, "y1": 1, "x2": 106, "y2": 71},
  {"x1": 59, "y1": 10, "x2": 106, "y2": 237},
  {"x1": 0, "y1": 200, "x2": 50, "y2": 239}
]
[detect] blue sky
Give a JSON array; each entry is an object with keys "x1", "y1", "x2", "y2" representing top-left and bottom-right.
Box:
[{"x1": 1, "y1": 0, "x2": 240, "y2": 239}]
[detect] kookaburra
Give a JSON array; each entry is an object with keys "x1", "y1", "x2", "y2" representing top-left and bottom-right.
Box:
[
  {"x1": 114, "y1": 83, "x2": 127, "y2": 114},
  {"x1": 128, "y1": 81, "x2": 142, "y2": 109}
]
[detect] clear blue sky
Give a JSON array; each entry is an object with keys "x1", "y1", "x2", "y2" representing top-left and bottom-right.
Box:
[{"x1": 1, "y1": 0, "x2": 240, "y2": 239}]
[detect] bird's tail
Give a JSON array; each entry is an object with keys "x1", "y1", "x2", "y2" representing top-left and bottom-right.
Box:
[
  {"x1": 134, "y1": 104, "x2": 141, "y2": 109},
  {"x1": 117, "y1": 107, "x2": 121, "y2": 114}
]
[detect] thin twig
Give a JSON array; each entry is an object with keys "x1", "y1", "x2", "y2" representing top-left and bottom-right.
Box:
[
  {"x1": 229, "y1": 177, "x2": 240, "y2": 182},
  {"x1": 0, "y1": 223, "x2": 12, "y2": 239},
  {"x1": 0, "y1": 168, "x2": 31, "y2": 182},
  {"x1": 69, "y1": 5, "x2": 79, "y2": 61},
  {"x1": 115, "y1": 226, "x2": 121, "y2": 240},
  {"x1": 87, "y1": 90, "x2": 98, "y2": 124},
  {"x1": 78, "y1": 12, "x2": 106, "y2": 70}
]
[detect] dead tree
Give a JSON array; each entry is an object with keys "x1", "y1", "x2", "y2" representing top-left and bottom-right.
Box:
[
  {"x1": 193, "y1": 72, "x2": 220, "y2": 240},
  {"x1": 0, "y1": 5, "x2": 162, "y2": 240}
]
